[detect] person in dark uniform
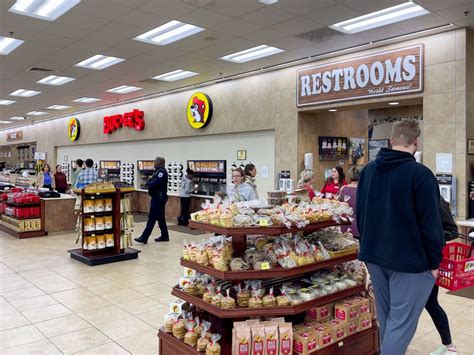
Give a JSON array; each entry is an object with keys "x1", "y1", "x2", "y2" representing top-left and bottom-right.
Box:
[{"x1": 134, "y1": 157, "x2": 169, "y2": 244}]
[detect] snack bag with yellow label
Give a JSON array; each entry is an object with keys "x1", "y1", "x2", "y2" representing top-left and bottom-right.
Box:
[{"x1": 251, "y1": 324, "x2": 265, "y2": 355}]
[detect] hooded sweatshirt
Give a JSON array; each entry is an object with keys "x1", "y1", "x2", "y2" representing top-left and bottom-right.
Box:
[{"x1": 356, "y1": 148, "x2": 443, "y2": 273}]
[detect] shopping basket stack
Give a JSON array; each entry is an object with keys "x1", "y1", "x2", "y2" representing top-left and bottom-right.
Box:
[{"x1": 436, "y1": 234, "x2": 474, "y2": 291}]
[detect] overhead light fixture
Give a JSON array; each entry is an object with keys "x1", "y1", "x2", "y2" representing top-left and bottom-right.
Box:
[
  {"x1": 0, "y1": 120, "x2": 13, "y2": 124},
  {"x1": 220, "y1": 45, "x2": 284, "y2": 63},
  {"x1": 27, "y1": 111, "x2": 47, "y2": 115},
  {"x1": 134, "y1": 20, "x2": 205, "y2": 46},
  {"x1": 0, "y1": 36, "x2": 24, "y2": 55},
  {"x1": 75, "y1": 54, "x2": 125, "y2": 70},
  {"x1": 328, "y1": 109, "x2": 338, "y2": 112},
  {"x1": 10, "y1": 116, "x2": 27, "y2": 120},
  {"x1": 259, "y1": 0, "x2": 279, "y2": 4},
  {"x1": 0, "y1": 100, "x2": 16, "y2": 105},
  {"x1": 152, "y1": 70, "x2": 199, "y2": 82},
  {"x1": 388, "y1": 102, "x2": 400, "y2": 105},
  {"x1": 330, "y1": 2, "x2": 430, "y2": 34},
  {"x1": 9, "y1": 0, "x2": 81, "y2": 21},
  {"x1": 9, "y1": 89, "x2": 41, "y2": 97},
  {"x1": 73, "y1": 97, "x2": 101, "y2": 103},
  {"x1": 47, "y1": 105, "x2": 71, "y2": 110},
  {"x1": 106, "y1": 85, "x2": 142, "y2": 94},
  {"x1": 37, "y1": 75, "x2": 75, "y2": 86}
]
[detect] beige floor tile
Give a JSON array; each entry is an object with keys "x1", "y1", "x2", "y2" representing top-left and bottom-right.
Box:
[
  {"x1": 50, "y1": 287, "x2": 97, "y2": 303},
  {"x1": 102, "y1": 289, "x2": 145, "y2": 305},
  {"x1": 94, "y1": 317, "x2": 154, "y2": 341},
  {"x1": 37, "y1": 280, "x2": 81, "y2": 294},
  {"x1": 27, "y1": 273, "x2": 69, "y2": 287},
  {"x1": 22, "y1": 304, "x2": 72, "y2": 323},
  {"x1": 86, "y1": 281, "x2": 128, "y2": 295},
  {"x1": 0, "y1": 339, "x2": 62, "y2": 355},
  {"x1": 116, "y1": 297, "x2": 165, "y2": 315},
  {"x1": 0, "y1": 286, "x2": 46, "y2": 302},
  {"x1": 117, "y1": 331, "x2": 159, "y2": 355},
  {"x1": 62, "y1": 296, "x2": 113, "y2": 313},
  {"x1": 77, "y1": 305, "x2": 136, "y2": 327},
  {"x1": 0, "y1": 310, "x2": 30, "y2": 331},
  {"x1": 0, "y1": 325, "x2": 46, "y2": 349},
  {"x1": 35, "y1": 314, "x2": 91, "y2": 338},
  {"x1": 72, "y1": 341, "x2": 131, "y2": 355},
  {"x1": 135, "y1": 307, "x2": 169, "y2": 329},
  {"x1": 50, "y1": 327, "x2": 111, "y2": 354},
  {"x1": 0, "y1": 263, "x2": 14, "y2": 275},
  {"x1": 19, "y1": 268, "x2": 58, "y2": 280},
  {"x1": 449, "y1": 316, "x2": 474, "y2": 337},
  {"x1": 132, "y1": 282, "x2": 171, "y2": 297},
  {"x1": 11, "y1": 294, "x2": 58, "y2": 312},
  {"x1": 7, "y1": 262, "x2": 46, "y2": 273},
  {"x1": 0, "y1": 276, "x2": 33, "y2": 293}
]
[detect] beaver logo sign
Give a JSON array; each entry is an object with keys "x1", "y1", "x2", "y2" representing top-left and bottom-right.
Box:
[
  {"x1": 68, "y1": 118, "x2": 80, "y2": 141},
  {"x1": 187, "y1": 92, "x2": 213, "y2": 129}
]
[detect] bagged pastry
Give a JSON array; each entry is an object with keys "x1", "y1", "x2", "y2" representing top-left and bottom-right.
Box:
[
  {"x1": 206, "y1": 334, "x2": 222, "y2": 355},
  {"x1": 276, "y1": 290, "x2": 291, "y2": 307},
  {"x1": 196, "y1": 243, "x2": 210, "y2": 266},
  {"x1": 197, "y1": 321, "x2": 212, "y2": 352},
  {"x1": 262, "y1": 287, "x2": 276, "y2": 307},
  {"x1": 203, "y1": 285, "x2": 215, "y2": 304},
  {"x1": 184, "y1": 321, "x2": 198, "y2": 348},
  {"x1": 172, "y1": 318, "x2": 185, "y2": 339},
  {"x1": 249, "y1": 289, "x2": 263, "y2": 308},
  {"x1": 236, "y1": 284, "x2": 250, "y2": 307},
  {"x1": 211, "y1": 292, "x2": 223, "y2": 308},
  {"x1": 221, "y1": 289, "x2": 236, "y2": 309}
]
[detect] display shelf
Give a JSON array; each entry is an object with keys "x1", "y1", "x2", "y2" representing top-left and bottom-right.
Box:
[
  {"x1": 68, "y1": 247, "x2": 140, "y2": 266},
  {"x1": 3, "y1": 202, "x2": 41, "y2": 207},
  {"x1": 0, "y1": 223, "x2": 46, "y2": 239},
  {"x1": 180, "y1": 252, "x2": 358, "y2": 280},
  {"x1": 82, "y1": 211, "x2": 113, "y2": 217},
  {"x1": 171, "y1": 284, "x2": 365, "y2": 319},
  {"x1": 1, "y1": 215, "x2": 41, "y2": 221},
  {"x1": 82, "y1": 229, "x2": 114, "y2": 236},
  {"x1": 158, "y1": 329, "x2": 204, "y2": 355}
]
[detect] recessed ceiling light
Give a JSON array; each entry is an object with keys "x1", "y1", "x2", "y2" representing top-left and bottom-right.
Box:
[
  {"x1": 9, "y1": 116, "x2": 27, "y2": 120},
  {"x1": 330, "y1": 2, "x2": 429, "y2": 34},
  {"x1": 220, "y1": 45, "x2": 284, "y2": 63},
  {"x1": 388, "y1": 102, "x2": 400, "y2": 105},
  {"x1": 73, "y1": 97, "x2": 102, "y2": 103},
  {"x1": 75, "y1": 54, "x2": 125, "y2": 70},
  {"x1": 27, "y1": 111, "x2": 47, "y2": 116},
  {"x1": 47, "y1": 105, "x2": 71, "y2": 110},
  {"x1": 9, "y1": 89, "x2": 41, "y2": 97},
  {"x1": 328, "y1": 109, "x2": 338, "y2": 112},
  {"x1": 0, "y1": 36, "x2": 24, "y2": 55},
  {"x1": 105, "y1": 85, "x2": 142, "y2": 94},
  {"x1": 0, "y1": 100, "x2": 16, "y2": 105},
  {"x1": 37, "y1": 75, "x2": 75, "y2": 86},
  {"x1": 152, "y1": 70, "x2": 199, "y2": 82},
  {"x1": 259, "y1": 0, "x2": 279, "y2": 4},
  {"x1": 134, "y1": 20, "x2": 205, "y2": 46},
  {"x1": 0, "y1": 120, "x2": 13, "y2": 124},
  {"x1": 9, "y1": 0, "x2": 81, "y2": 21}
]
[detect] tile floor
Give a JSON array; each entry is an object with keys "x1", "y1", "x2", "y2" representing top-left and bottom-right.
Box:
[{"x1": 0, "y1": 221, "x2": 473, "y2": 354}]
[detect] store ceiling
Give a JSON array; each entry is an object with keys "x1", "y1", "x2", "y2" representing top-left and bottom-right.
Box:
[{"x1": 0, "y1": 0, "x2": 473, "y2": 128}]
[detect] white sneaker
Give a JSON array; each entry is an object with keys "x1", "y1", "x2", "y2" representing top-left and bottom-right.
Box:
[
  {"x1": 430, "y1": 345, "x2": 447, "y2": 355},
  {"x1": 444, "y1": 346, "x2": 457, "y2": 355}
]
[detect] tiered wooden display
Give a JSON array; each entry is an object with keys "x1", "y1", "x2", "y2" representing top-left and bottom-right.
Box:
[
  {"x1": 0, "y1": 201, "x2": 46, "y2": 239},
  {"x1": 68, "y1": 188, "x2": 140, "y2": 266},
  {"x1": 158, "y1": 220, "x2": 379, "y2": 355}
]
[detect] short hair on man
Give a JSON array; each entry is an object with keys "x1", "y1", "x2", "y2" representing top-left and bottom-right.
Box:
[
  {"x1": 155, "y1": 157, "x2": 165, "y2": 166},
  {"x1": 75, "y1": 159, "x2": 83, "y2": 168},
  {"x1": 85, "y1": 159, "x2": 94, "y2": 168},
  {"x1": 390, "y1": 119, "x2": 421, "y2": 147}
]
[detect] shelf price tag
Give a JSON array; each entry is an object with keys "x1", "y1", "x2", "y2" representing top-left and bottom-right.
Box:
[
  {"x1": 259, "y1": 219, "x2": 269, "y2": 227},
  {"x1": 260, "y1": 261, "x2": 270, "y2": 270}
]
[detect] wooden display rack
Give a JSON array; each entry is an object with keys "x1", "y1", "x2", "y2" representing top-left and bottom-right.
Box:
[
  {"x1": 68, "y1": 188, "x2": 140, "y2": 266},
  {"x1": 0, "y1": 200, "x2": 46, "y2": 239},
  {"x1": 158, "y1": 220, "x2": 379, "y2": 355}
]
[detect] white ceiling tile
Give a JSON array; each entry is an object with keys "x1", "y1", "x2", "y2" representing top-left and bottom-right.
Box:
[
  {"x1": 392, "y1": 14, "x2": 450, "y2": 33},
  {"x1": 303, "y1": 4, "x2": 362, "y2": 26},
  {"x1": 96, "y1": 21, "x2": 149, "y2": 39},
  {"x1": 210, "y1": 18, "x2": 263, "y2": 36},
  {"x1": 107, "y1": 0, "x2": 150, "y2": 8},
  {"x1": 240, "y1": 6, "x2": 298, "y2": 27},
  {"x1": 436, "y1": 3, "x2": 474, "y2": 22},
  {"x1": 274, "y1": 0, "x2": 337, "y2": 15},
  {"x1": 55, "y1": 12, "x2": 112, "y2": 30},
  {"x1": 159, "y1": 52, "x2": 213, "y2": 69},
  {"x1": 213, "y1": 37, "x2": 259, "y2": 52},
  {"x1": 72, "y1": 2, "x2": 133, "y2": 19},
  {"x1": 138, "y1": 0, "x2": 199, "y2": 17},
  {"x1": 40, "y1": 23, "x2": 92, "y2": 40},
  {"x1": 416, "y1": 0, "x2": 473, "y2": 13},
  {"x1": 128, "y1": 47, "x2": 189, "y2": 65},
  {"x1": 453, "y1": 18, "x2": 474, "y2": 30},
  {"x1": 0, "y1": 12, "x2": 49, "y2": 34},
  {"x1": 242, "y1": 28, "x2": 290, "y2": 42},
  {"x1": 270, "y1": 16, "x2": 322, "y2": 35},
  {"x1": 113, "y1": 10, "x2": 170, "y2": 29},
  {"x1": 166, "y1": 30, "x2": 234, "y2": 52},
  {"x1": 204, "y1": 0, "x2": 266, "y2": 17},
  {"x1": 178, "y1": 8, "x2": 232, "y2": 28},
  {"x1": 102, "y1": 41, "x2": 154, "y2": 59},
  {"x1": 338, "y1": 0, "x2": 406, "y2": 13},
  {"x1": 269, "y1": 36, "x2": 315, "y2": 50}
]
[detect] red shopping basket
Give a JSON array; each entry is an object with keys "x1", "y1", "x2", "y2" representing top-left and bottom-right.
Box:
[{"x1": 436, "y1": 242, "x2": 474, "y2": 291}]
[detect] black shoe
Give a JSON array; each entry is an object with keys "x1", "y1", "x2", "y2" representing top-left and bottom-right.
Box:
[
  {"x1": 154, "y1": 236, "x2": 169, "y2": 242},
  {"x1": 134, "y1": 237, "x2": 148, "y2": 244}
]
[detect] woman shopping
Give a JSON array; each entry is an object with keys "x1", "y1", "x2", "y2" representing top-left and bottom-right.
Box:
[
  {"x1": 338, "y1": 166, "x2": 361, "y2": 238},
  {"x1": 37, "y1": 164, "x2": 55, "y2": 189},
  {"x1": 244, "y1": 163, "x2": 259, "y2": 199},
  {"x1": 321, "y1": 166, "x2": 347, "y2": 197},
  {"x1": 298, "y1": 169, "x2": 316, "y2": 201},
  {"x1": 228, "y1": 167, "x2": 257, "y2": 202},
  {"x1": 54, "y1": 165, "x2": 68, "y2": 193}
]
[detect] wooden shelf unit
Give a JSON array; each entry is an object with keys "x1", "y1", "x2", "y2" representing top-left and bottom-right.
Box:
[{"x1": 0, "y1": 199, "x2": 46, "y2": 239}]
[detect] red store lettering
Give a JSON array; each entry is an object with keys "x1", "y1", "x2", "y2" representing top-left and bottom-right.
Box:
[{"x1": 103, "y1": 109, "x2": 145, "y2": 134}]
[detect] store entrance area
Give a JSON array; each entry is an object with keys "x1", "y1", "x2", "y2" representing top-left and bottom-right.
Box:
[{"x1": 0, "y1": 223, "x2": 472, "y2": 354}]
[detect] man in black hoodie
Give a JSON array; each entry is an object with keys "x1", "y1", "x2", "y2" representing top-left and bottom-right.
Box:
[{"x1": 357, "y1": 120, "x2": 443, "y2": 354}]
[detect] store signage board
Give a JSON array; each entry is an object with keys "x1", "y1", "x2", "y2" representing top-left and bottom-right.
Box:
[
  {"x1": 188, "y1": 160, "x2": 225, "y2": 173},
  {"x1": 187, "y1": 92, "x2": 213, "y2": 129},
  {"x1": 297, "y1": 44, "x2": 423, "y2": 107},
  {"x1": 68, "y1": 118, "x2": 80, "y2": 141},
  {"x1": 103, "y1": 109, "x2": 145, "y2": 134},
  {"x1": 99, "y1": 160, "x2": 121, "y2": 170},
  {"x1": 137, "y1": 160, "x2": 155, "y2": 171},
  {"x1": 34, "y1": 152, "x2": 46, "y2": 160},
  {"x1": 6, "y1": 131, "x2": 23, "y2": 141}
]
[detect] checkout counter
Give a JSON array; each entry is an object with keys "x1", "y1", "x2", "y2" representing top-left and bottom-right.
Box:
[{"x1": 41, "y1": 194, "x2": 77, "y2": 234}]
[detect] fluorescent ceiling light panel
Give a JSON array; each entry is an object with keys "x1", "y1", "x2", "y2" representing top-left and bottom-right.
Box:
[
  {"x1": 152, "y1": 70, "x2": 199, "y2": 82},
  {"x1": 73, "y1": 97, "x2": 101, "y2": 103},
  {"x1": 389, "y1": 102, "x2": 400, "y2": 105},
  {"x1": 134, "y1": 20, "x2": 205, "y2": 46},
  {"x1": 329, "y1": 2, "x2": 430, "y2": 34},
  {"x1": 27, "y1": 111, "x2": 47, "y2": 115},
  {"x1": 259, "y1": 0, "x2": 279, "y2": 4},
  {"x1": 9, "y1": 0, "x2": 81, "y2": 21},
  {"x1": 9, "y1": 116, "x2": 27, "y2": 120},
  {"x1": 0, "y1": 100, "x2": 16, "y2": 105},
  {"x1": 47, "y1": 105, "x2": 71, "y2": 110},
  {"x1": 0, "y1": 36, "x2": 24, "y2": 55},
  {"x1": 106, "y1": 85, "x2": 142, "y2": 94},
  {"x1": 9, "y1": 89, "x2": 41, "y2": 97},
  {"x1": 220, "y1": 45, "x2": 284, "y2": 63},
  {"x1": 0, "y1": 120, "x2": 13, "y2": 124},
  {"x1": 75, "y1": 54, "x2": 124, "y2": 70},
  {"x1": 37, "y1": 75, "x2": 75, "y2": 85}
]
